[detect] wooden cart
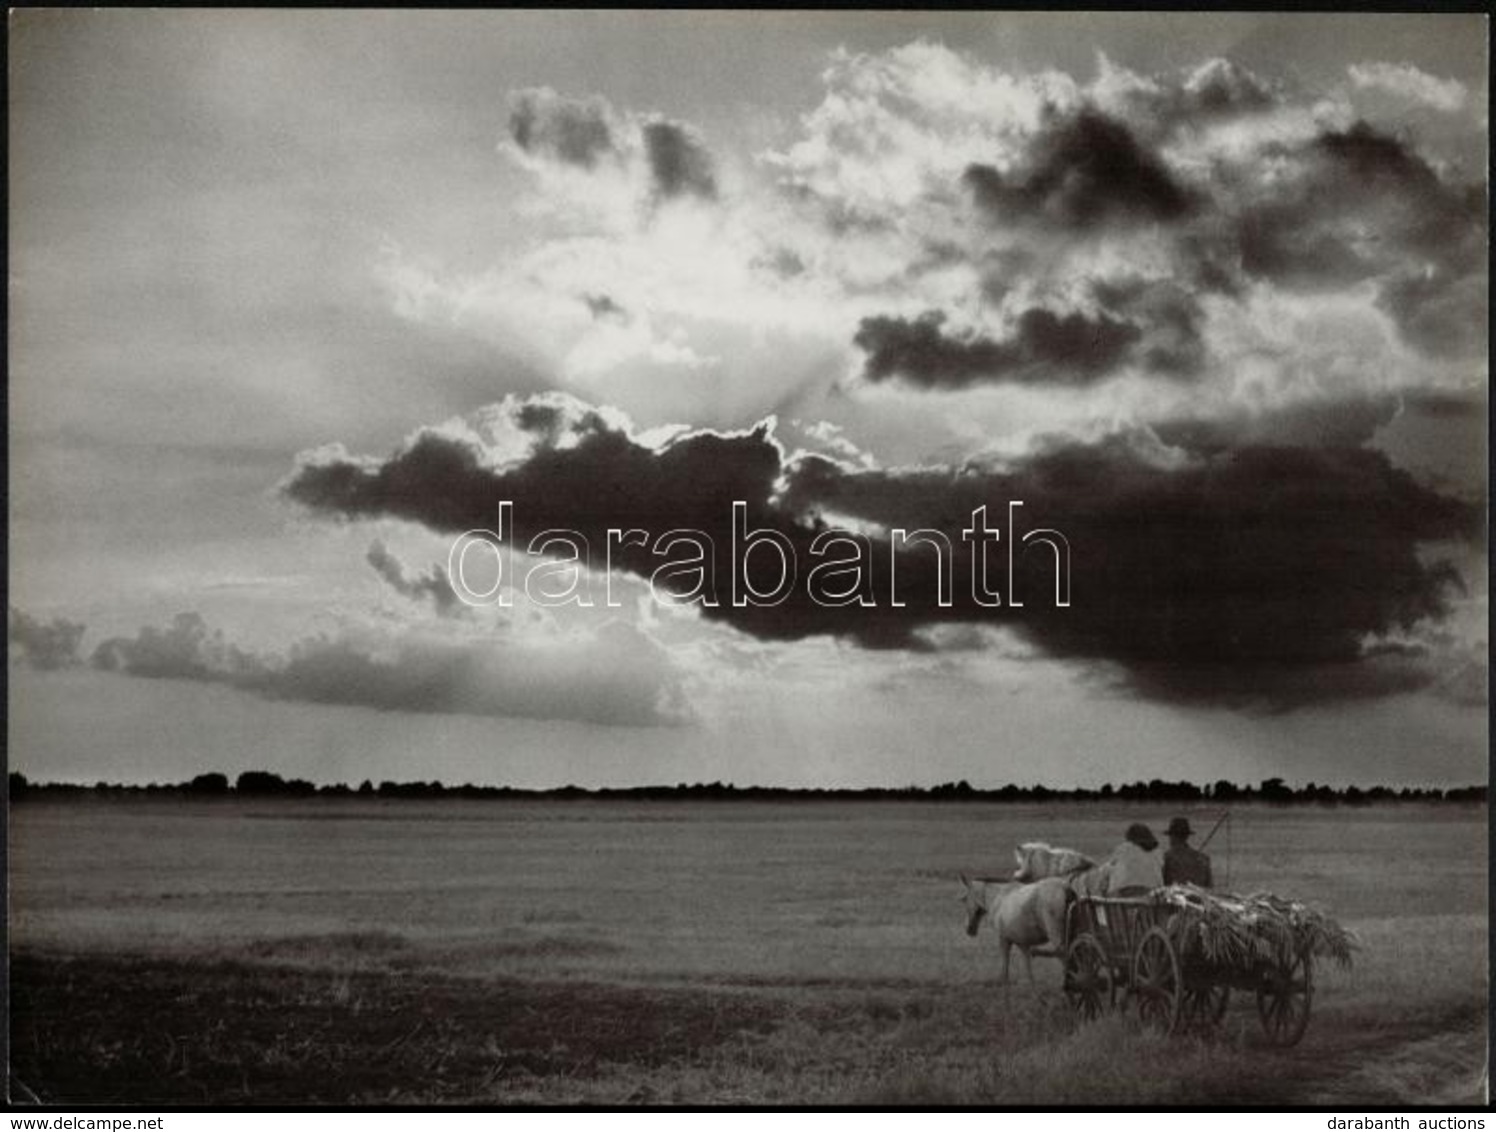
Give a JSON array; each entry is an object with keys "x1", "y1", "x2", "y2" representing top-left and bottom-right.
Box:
[{"x1": 1060, "y1": 894, "x2": 1314, "y2": 1046}]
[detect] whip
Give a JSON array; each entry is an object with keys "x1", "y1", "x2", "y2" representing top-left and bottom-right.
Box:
[
  {"x1": 1196, "y1": 809, "x2": 1232, "y2": 890},
  {"x1": 1197, "y1": 809, "x2": 1231, "y2": 851}
]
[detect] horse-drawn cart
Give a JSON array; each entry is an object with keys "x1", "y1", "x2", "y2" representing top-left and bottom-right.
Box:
[{"x1": 1060, "y1": 891, "x2": 1320, "y2": 1046}]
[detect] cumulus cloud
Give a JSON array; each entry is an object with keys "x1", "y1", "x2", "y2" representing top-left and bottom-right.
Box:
[
  {"x1": 8, "y1": 607, "x2": 87, "y2": 671},
  {"x1": 964, "y1": 108, "x2": 1196, "y2": 232},
  {"x1": 281, "y1": 393, "x2": 1478, "y2": 708},
  {"x1": 366, "y1": 539, "x2": 461, "y2": 615},
  {"x1": 1349, "y1": 61, "x2": 1469, "y2": 113},
  {"x1": 1091, "y1": 278, "x2": 1205, "y2": 376},
  {"x1": 1091, "y1": 56, "x2": 1284, "y2": 146},
  {"x1": 504, "y1": 86, "x2": 721, "y2": 212},
  {"x1": 762, "y1": 42, "x2": 1080, "y2": 221},
  {"x1": 267, "y1": 621, "x2": 686, "y2": 727},
  {"x1": 1171, "y1": 56, "x2": 1279, "y2": 119},
  {"x1": 1236, "y1": 123, "x2": 1483, "y2": 280},
  {"x1": 93, "y1": 612, "x2": 261, "y2": 682},
  {"x1": 1223, "y1": 122, "x2": 1486, "y2": 360},
  {"x1": 87, "y1": 608, "x2": 687, "y2": 727},
  {"x1": 387, "y1": 46, "x2": 1483, "y2": 448},
  {"x1": 790, "y1": 49, "x2": 1485, "y2": 384},
  {"x1": 364, "y1": 48, "x2": 1484, "y2": 705}
]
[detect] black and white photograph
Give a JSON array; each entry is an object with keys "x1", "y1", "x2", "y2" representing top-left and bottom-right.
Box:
[{"x1": 7, "y1": 10, "x2": 1488, "y2": 1108}]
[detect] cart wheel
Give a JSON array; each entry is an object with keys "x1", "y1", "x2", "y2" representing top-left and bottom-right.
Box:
[
  {"x1": 1063, "y1": 934, "x2": 1114, "y2": 1021},
  {"x1": 1132, "y1": 927, "x2": 1182, "y2": 1035},
  {"x1": 1181, "y1": 983, "x2": 1230, "y2": 1031},
  {"x1": 1256, "y1": 950, "x2": 1312, "y2": 1047}
]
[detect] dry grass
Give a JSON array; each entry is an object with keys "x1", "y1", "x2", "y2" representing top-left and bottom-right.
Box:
[{"x1": 8, "y1": 799, "x2": 1487, "y2": 1105}]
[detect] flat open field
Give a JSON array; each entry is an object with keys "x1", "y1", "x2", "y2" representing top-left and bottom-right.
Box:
[{"x1": 9, "y1": 800, "x2": 1488, "y2": 1105}]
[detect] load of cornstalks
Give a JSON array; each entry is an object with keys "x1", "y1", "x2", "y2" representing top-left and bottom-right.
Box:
[{"x1": 1153, "y1": 884, "x2": 1357, "y2": 970}]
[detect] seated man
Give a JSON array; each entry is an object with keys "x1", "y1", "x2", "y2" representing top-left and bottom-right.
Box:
[{"x1": 1162, "y1": 816, "x2": 1213, "y2": 888}]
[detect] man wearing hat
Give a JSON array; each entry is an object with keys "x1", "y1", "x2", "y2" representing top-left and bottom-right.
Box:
[
  {"x1": 1097, "y1": 822, "x2": 1163, "y2": 896},
  {"x1": 1162, "y1": 816, "x2": 1213, "y2": 888}
]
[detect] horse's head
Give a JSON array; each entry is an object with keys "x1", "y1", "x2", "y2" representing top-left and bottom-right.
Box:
[
  {"x1": 959, "y1": 874, "x2": 988, "y2": 937},
  {"x1": 1013, "y1": 844, "x2": 1041, "y2": 882}
]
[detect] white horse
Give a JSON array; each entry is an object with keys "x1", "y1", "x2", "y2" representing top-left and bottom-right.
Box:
[
  {"x1": 959, "y1": 874, "x2": 1072, "y2": 984},
  {"x1": 1012, "y1": 841, "x2": 1096, "y2": 882}
]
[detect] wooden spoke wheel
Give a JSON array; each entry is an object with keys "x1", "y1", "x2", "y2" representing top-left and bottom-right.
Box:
[
  {"x1": 1256, "y1": 950, "x2": 1313, "y2": 1047},
  {"x1": 1063, "y1": 933, "x2": 1114, "y2": 1021},
  {"x1": 1181, "y1": 982, "x2": 1231, "y2": 1031},
  {"x1": 1132, "y1": 927, "x2": 1183, "y2": 1036}
]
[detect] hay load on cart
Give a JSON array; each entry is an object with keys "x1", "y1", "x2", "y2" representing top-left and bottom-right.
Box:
[
  {"x1": 1061, "y1": 883, "x2": 1356, "y2": 1046},
  {"x1": 1158, "y1": 885, "x2": 1357, "y2": 970}
]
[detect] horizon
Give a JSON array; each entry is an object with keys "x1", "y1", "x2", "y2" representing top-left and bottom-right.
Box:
[{"x1": 11, "y1": 769, "x2": 1486, "y2": 797}]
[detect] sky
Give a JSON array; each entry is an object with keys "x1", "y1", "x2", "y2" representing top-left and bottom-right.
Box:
[{"x1": 8, "y1": 11, "x2": 1488, "y2": 789}]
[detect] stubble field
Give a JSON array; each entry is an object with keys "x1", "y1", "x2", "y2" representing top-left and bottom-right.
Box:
[{"x1": 8, "y1": 799, "x2": 1488, "y2": 1105}]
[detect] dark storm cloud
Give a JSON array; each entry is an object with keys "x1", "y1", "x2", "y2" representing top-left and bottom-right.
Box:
[
  {"x1": 964, "y1": 108, "x2": 1195, "y2": 232},
  {"x1": 282, "y1": 395, "x2": 1478, "y2": 708},
  {"x1": 1110, "y1": 622, "x2": 1486, "y2": 713},
  {"x1": 1006, "y1": 309, "x2": 1141, "y2": 378},
  {"x1": 1151, "y1": 393, "x2": 1401, "y2": 454},
  {"x1": 366, "y1": 539, "x2": 461, "y2": 615},
  {"x1": 1232, "y1": 123, "x2": 1486, "y2": 348},
  {"x1": 853, "y1": 308, "x2": 1142, "y2": 390},
  {"x1": 938, "y1": 93, "x2": 1484, "y2": 365},
  {"x1": 508, "y1": 88, "x2": 619, "y2": 169},
  {"x1": 1185, "y1": 119, "x2": 1485, "y2": 364},
  {"x1": 1113, "y1": 649, "x2": 1452, "y2": 713},
  {"x1": 1398, "y1": 389, "x2": 1487, "y2": 422},
  {"x1": 283, "y1": 410, "x2": 800, "y2": 640},
  {"x1": 1002, "y1": 438, "x2": 1473, "y2": 688},
  {"x1": 8, "y1": 607, "x2": 86, "y2": 670},
  {"x1": 853, "y1": 312, "x2": 1020, "y2": 389},
  {"x1": 1172, "y1": 232, "x2": 1244, "y2": 298},
  {"x1": 89, "y1": 610, "x2": 682, "y2": 727},
  {"x1": 1313, "y1": 121, "x2": 1460, "y2": 202},
  {"x1": 642, "y1": 119, "x2": 718, "y2": 201},
  {"x1": 786, "y1": 433, "x2": 1475, "y2": 707}
]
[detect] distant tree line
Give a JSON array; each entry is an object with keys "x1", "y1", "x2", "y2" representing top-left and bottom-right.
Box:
[{"x1": 6, "y1": 770, "x2": 1486, "y2": 805}]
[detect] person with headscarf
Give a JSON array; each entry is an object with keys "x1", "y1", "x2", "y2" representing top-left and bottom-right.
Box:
[{"x1": 1098, "y1": 822, "x2": 1163, "y2": 896}]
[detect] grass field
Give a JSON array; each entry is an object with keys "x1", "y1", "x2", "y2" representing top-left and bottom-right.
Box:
[{"x1": 8, "y1": 799, "x2": 1488, "y2": 1105}]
